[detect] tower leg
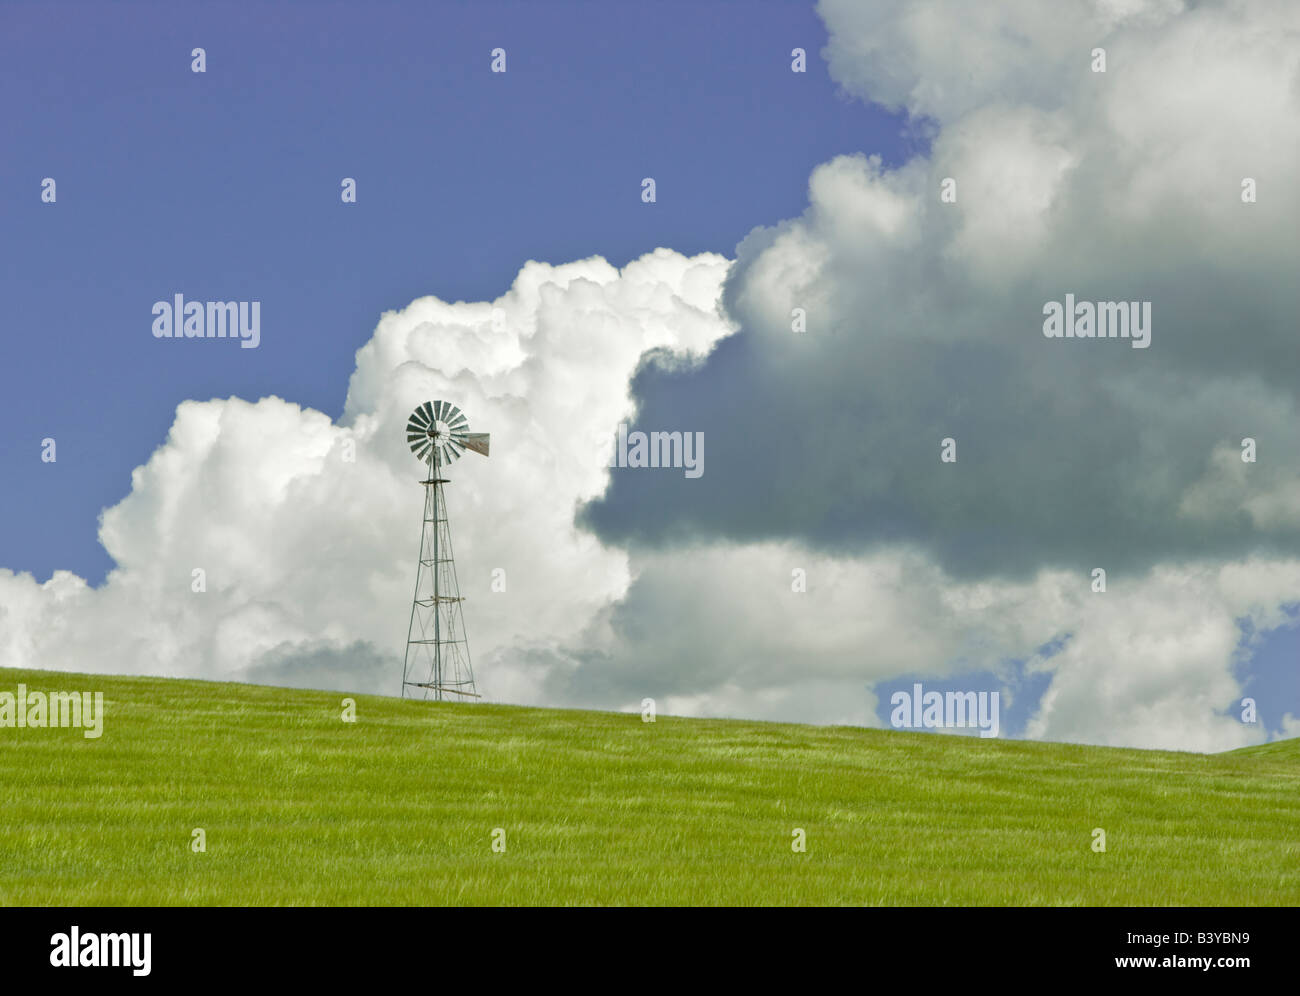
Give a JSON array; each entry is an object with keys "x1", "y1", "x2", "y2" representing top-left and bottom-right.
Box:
[{"x1": 431, "y1": 448, "x2": 441, "y2": 700}]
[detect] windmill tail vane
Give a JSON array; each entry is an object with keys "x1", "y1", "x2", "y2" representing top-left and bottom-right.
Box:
[{"x1": 401, "y1": 401, "x2": 489, "y2": 702}]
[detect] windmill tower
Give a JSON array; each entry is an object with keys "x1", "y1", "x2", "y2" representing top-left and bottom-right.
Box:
[{"x1": 401, "y1": 401, "x2": 490, "y2": 701}]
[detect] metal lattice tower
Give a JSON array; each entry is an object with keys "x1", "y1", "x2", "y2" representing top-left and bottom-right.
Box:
[{"x1": 401, "y1": 401, "x2": 490, "y2": 701}]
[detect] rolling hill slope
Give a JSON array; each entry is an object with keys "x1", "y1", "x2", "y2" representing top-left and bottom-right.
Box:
[{"x1": 1, "y1": 668, "x2": 1296, "y2": 905}]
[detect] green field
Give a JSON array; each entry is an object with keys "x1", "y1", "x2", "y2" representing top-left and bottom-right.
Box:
[{"x1": 1, "y1": 667, "x2": 1296, "y2": 905}]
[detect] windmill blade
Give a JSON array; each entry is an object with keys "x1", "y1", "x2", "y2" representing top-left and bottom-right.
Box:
[
  {"x1": 448, "y1": 410, "x2": 468, "y2": 430},
  {"x1": 422, "y1": 401, "x2": 436, "y2": 426},
  {"x1": 407, "y1": 404, "x2": 435, "y2": 457},
  {"x1": 462, "y1": 433, "x2": 490, "y2": 457}
]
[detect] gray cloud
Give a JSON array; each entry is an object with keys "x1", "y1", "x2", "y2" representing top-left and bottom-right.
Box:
[
  {"x1": 584, "y1": 1, "x2": 1300, "y2": 582},
  {"x1": 238, "y1": 640, "x2": 395, "y2": 696}
]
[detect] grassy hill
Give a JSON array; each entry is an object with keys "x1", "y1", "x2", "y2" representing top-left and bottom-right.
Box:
[{"x1": 1, "y1": 667, "x2": 1297, "y2": 905}]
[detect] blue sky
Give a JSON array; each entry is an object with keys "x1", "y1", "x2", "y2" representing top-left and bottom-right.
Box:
[
  {"x1": 1, "y1": 0, "x2": 1295, "y2": 749},
  {"x1": 0, "y1": 0, "x2": 905, "y2": 584}
]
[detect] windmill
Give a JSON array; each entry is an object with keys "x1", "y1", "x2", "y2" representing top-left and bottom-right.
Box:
[{"x1": 401, "y1": 401, "x2": 490, "y2": 701}]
